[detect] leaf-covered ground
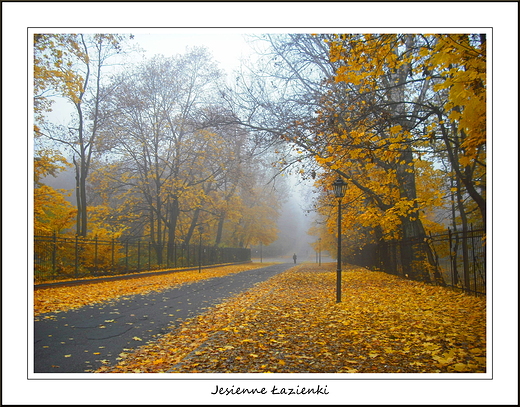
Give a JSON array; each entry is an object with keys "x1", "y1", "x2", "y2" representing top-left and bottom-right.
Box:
[
  {"x1": 95, "y1": 263, "x2": 486, "y2": 373},
  {"x1": 34, "y1": 263, "x2": 275, "y2": 319}
]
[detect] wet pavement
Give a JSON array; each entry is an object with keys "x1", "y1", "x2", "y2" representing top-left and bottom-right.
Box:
[{"x1": 33, "y1": 262, "x2": 294, "y2": 373}]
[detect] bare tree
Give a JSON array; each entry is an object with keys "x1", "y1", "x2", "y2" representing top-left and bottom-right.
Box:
[{"x1": 34, "y1": 33, "x2": 130, "y2": 236}]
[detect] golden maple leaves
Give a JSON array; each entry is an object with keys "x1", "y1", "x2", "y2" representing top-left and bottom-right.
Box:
[{"x1": 95, "y1": 263, "x2": 486, "y2": 374}]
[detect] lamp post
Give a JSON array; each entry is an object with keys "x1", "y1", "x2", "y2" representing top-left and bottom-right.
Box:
[{"x1": 333, "y1": 176, "x2": 347, "y2": 303}]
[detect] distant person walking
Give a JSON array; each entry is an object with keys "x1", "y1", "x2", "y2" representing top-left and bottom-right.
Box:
[{"x1": 293, "y1": 253, "x2": 297, "y2": 264}]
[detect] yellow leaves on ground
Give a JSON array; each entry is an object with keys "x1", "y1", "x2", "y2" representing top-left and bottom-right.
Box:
[
  {"x1": 34, "y1": 263, "x2": 275, "y2": 318},
  {"x1": 96, "y1": 263, "x2": 486, "y2": 374}
]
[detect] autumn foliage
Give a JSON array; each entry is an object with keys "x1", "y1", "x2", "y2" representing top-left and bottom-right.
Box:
[
  {"x1": 92, "y1": 263, "x2": 486, "y2": 374},
  {"x1": 277, "y1": 34, "x2": 487, "y2": 281},
  {"x1": 34, "y1": 33, "x2": 486, "y2": 287},
  {"x1": 34, "y1": 149, "x2": 76, "y2": 235},
  {"x1": 34, "y1": 36, "x2": 283, "y2": 260}
]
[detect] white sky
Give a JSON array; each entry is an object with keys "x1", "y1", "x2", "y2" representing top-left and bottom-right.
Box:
[
  {"x1": 39, "y1": 31, "x2": 258, "y2": 125},
  {"x1": 131, "y1": 32, "x2": 253, "y2": 74}
]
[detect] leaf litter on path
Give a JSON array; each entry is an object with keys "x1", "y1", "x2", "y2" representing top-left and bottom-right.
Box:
[
  {"x1": 94, "y1": 263, "x2": 486, "y2": 373},
  {"x1": 34, "y1": 263, "x2": 277, "y2": 318}
]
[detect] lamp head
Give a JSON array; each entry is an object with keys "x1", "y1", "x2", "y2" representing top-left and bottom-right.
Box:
[{"x1": 332, "y1": 176, "x2": 347, "y2": 198}]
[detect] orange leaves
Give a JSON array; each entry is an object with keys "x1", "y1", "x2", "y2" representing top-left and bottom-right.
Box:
[{"x1": 96, "y1": 263, "x2": 486, "y2": 373}]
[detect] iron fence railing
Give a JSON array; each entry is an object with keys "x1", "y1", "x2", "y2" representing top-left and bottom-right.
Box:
[
  {"x1": 376, "y1": 226, "x2": 486, "y2": 296},
  {"x1": 34, "y1": 234, "x2": 251, "y2": 283},
  {"x1": 430, "y1": 226, "x2": 486, "y2": 295}
]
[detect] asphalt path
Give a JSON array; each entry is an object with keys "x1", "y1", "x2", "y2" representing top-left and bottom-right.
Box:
[{"x1": 33, "y1": 262, "x2": 295, "y2": 373}]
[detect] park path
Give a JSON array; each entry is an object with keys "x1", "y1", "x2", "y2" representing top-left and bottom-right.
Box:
[{"x1": 33, "y1": 262, "x2": 295, "y2": 373}]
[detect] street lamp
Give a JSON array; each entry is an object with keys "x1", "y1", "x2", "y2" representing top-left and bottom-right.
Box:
[{"x1": 333, "y1": 176, "x2": 347, "y2": 303}]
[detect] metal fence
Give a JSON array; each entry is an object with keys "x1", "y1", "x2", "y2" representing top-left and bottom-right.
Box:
[
  {"x1": 429, "y1": 226, "x2": 486, "y2": 295},
  {"x1": 34, "y1": 234, "x2": 251, "y2": 283},
  {"x1": 376, "y1": 226, "x2": 486, "y2": 295}
]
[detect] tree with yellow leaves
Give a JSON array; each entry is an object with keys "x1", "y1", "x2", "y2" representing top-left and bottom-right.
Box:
[
  {"x1": 34, "y1": 33, "x2": 130, "y2": 236},
  {"x1": 34, "y1": 150, "x2": 76, "y2": 235},
  {"x1": 423, "y1": 34, "x2": 486, "y2": 227},
  {"x1": 314, "y1": 34, "x2": 446, "y2": 281},
  {"x1": 313, "y1": 33, "x2": 485, "y2": 281},
  {"x1": 240, "y1": 33, "x2": 485, "y2": 282},
  {"x1": 86, "y1": 47, "x2": 283, "y2": 261}
]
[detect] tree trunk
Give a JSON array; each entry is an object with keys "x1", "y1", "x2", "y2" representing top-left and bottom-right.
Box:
[
  {"x1": 79, "y1": 146, "x2": 88, "y2": 237},
  {"x1": 215, "y1": 214, "x2": 225, "y2": 246},
  {"x1": 73, "y1": 156, "x2": 82, "y2": 235},
  {"x1": 167, "y1": 197, "x2": 179, "y2": 262},
  {"x1": 437, "y1": 111, "x2": 486, "y2": 230},
  {"x1": 395, "y1": 146, "x2": 434, "y2": 282},
  {"x1": 455, "y1": 174, "x2": 471, "y2": 291},
  {"x1": 150, "y1": 206, "x2": 163, "y2": 265},
  {"x1": 185, "y1": 207, "x2": 201, "y2": 246}
]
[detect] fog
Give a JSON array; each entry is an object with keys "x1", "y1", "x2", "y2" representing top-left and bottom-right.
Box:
[
  {"x1": 250, "y1": 178, "x2": 323, "y2": 262},
  {"x1": 41, "y1": 166, "x2": 321, "y2": 261}
]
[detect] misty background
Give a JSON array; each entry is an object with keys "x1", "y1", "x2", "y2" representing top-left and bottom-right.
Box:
[{"x1": 42, "y1": 160, "x2": 328, "y2": 262}]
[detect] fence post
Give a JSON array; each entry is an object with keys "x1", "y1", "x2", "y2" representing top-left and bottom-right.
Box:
[
  {"x1": 75, "y1": 235, "x2": 79, "y2": 278},
  {"x1": 137, "y1": 241, "x2": 141, "y2": 272},
  {"x1": 112, "y1": 238, "x2": 115, "y2": 273},
  {"x1": 52, "y1": 232, "x2": 57, "y2": 275},
  {"x1": 125, "y1": 241, "x2": 129, "y2": 272},
  {"x1": 95, "y1": 236, "x2": 99, "y2": 274},
  {"x1": 471, "y1": 224, "x2": 477, "y2": 295},
  {"x1": 461, "y1": 226, "x2": 470, "y2": 293},
  {"x1": 198, "y1": 239, "x2": 202, "y2": 273},
  {"x1": 148, "y1": 241, "x2": 151, "y2": 271},
  {"x1": 448, "y1": 228, "x2": 455, "y2": 286}
]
